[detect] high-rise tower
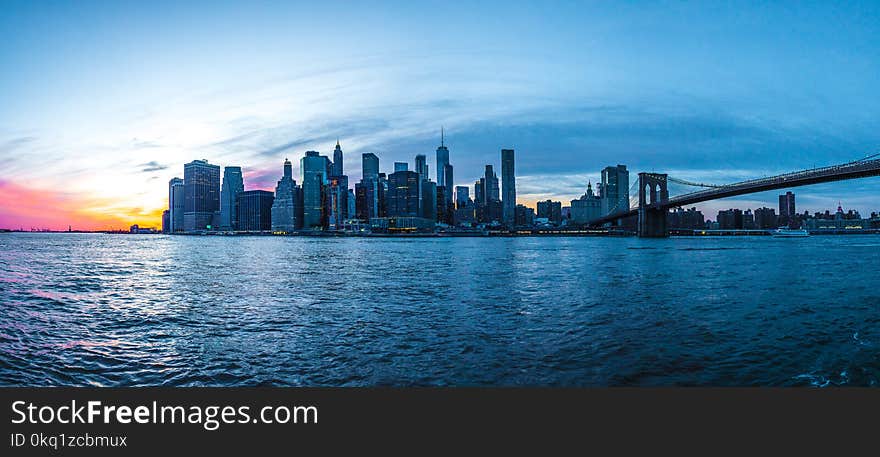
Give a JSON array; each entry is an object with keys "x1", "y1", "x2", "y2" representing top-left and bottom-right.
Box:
[
  {"x1": 501, "y1": 149, "x2": 516, "y2": 226},
  {"x1": 436, "y1": 127, "x2": 449, "y2": 188}
]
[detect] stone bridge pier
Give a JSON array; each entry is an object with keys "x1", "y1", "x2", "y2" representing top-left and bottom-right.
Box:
[{"x1": 638, "y1": 173, "x2": 669, "y2": 238}]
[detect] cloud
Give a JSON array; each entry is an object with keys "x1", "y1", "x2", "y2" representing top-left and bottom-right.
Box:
[{"x1": 139, "y1": 161, "x2": 168, "y2": 172}]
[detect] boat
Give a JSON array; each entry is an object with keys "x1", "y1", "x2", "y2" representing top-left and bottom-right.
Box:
[{"x1": 771, "y1": 228, "x2": 810, "y2": 237}]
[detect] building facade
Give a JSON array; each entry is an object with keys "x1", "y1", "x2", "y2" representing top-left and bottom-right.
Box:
[
  {"x1": 570, "y1": 182, "x2": 602, "y2": 224},
  {"x1": 237, "y1": 190, "x2": 274, "y2": 231},
  {"x1": 219, "y1": 166, "x2": 243, "y2": 230},
  {"x1": 501, "y1": 149, "x2": 516, "y2": 226},
  {"x1": 183, "y1": 159, "x2": 221, "y2": 231},
  {"x1": 599, "y1": 165, "x2": 629, "y2": 216},
  {"x1": 271, "y1": 158, "x2": 303, "y2": 233},
  {"x1": 168, "y1": 177, "x2": 184, "y2": 232},
  {"x1": 301, "y1": 151, "x2": 330, "y2": 230}
]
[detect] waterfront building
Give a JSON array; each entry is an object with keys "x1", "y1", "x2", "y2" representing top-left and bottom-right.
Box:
[
  {"x1": 436, "y1": 127, "x2": 449, "y2": 188},
  {"x1": 754, "y1": 207, "x2": 778, "y2": 229},
  {"x1": 327, "y1": 175, "x2": 350, "y2": 229},
  {"x1": 219, "y1": 166, "x2": 244, "y2": 230},
  {"x1": 347, "y1": 189, "x2": 356, "y2": 220},
  {"x1": 168, "y1": 177, "x2": 184, "y2": 232},
  {"x1": 537, "y1": 200, "x2": 562, "y2": 225},
  {"x1": 442, "y1": 164, "x2": 455, "y2": 208},
  {"x1": 394, "y1": 162, "x2": 408, "y2": 172},
  {"x1": 454, "y1": 200, "x2": 476, "y2": 226},
  {"x1": 667, "y1": 207, "x2": 705, "y2": 229},
  {"x1": 570, "y1": 182, "x2": 602, "y2": 224},
  {"x1": 421, "y1": 180, "x2": 437, "y2": 221},
  {"x1": 301, "y1": 151, "x2": 330, "y2": 230},
  {"x1": 369, "y1": 216, "x2": 435, "y2": 233},
  {"x1": 717, "y1": 209, "x2": 744, "y2": 229},
  {"x1": 236, "y1": 190, "x2": 274, "y2": 231},
  {"x1": 501, "y1": 149, "x2": 516, "y2": 226},
  {"x1": 331, "y1": 139, "x2": 344, "y2": 177},
  {"x1": 599, "y1": 165, "x2": 629, "y2": 216},
  {"x1": 362, "y1": 153, "x2": 379, "y2": 181},
  {"x1": 183, "y1": 159, "x2": 221, "y2": 231},
  {"x1": 386, "y1": 170, "x2": 421, "y2": 217},
  {"x1": 742, "y1": 209, "x2": 756, "y2": 229},
  {"x1": 271, "y1": 158, "x2": 303, "y2": 233},
  {"x1": 779, "y1": 191, "x2": 796, "y2": 227},
  {"x1": 515, "y1": 204, "x2": 535, "y2": 226},
  {"x1": 161, "y1": 210, "x2": 170, "y2": 233}
]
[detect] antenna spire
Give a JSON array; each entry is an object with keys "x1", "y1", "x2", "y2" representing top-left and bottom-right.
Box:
[{"x1": 441, "y1": 126, "x2": 444, "y2": 147}]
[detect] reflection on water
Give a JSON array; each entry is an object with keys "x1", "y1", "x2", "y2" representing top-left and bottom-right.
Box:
[{"x1": 1, "y1": 233, "x2": 879, "y2": 386}]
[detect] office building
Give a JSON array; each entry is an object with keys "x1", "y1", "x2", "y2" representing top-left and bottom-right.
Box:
[
  {"x1": 386, "y1": 170, "x2": 421, "y2": 217},
  {"x1": 327, "y1": 175, "x2": 349, "y2": 229},
  {"x1": 331, "y1": 139, "x2": 344, "y2": 177},
  {"x1": 717, "y1": 209, "x2": 744, "y2": 229},
  {"x1": 537, "y1": 200, "x2": 563, "y2": 225},
  {"x1": 168, "y1": 177, "x2": 184, "y2": 232},
  {"x1": 501, "y1": 149, "x2": 516, "y2": 226},
  {"x1": 415, "y1": 154, "x2": 428, "y2": 180},
  {"x1": 421, "y1": 180, "x2": 437, "y2": 221},
  {"x1": 455, "y1": 186, "x2": 470, "y2": 208},
  {"x1": 219, "y1": 166, "x2": 243, "y2": 230},
  {"x1": 183, "y1": 159, "x2": 221, "y2": 231},
  {"x1": 754, "y1": 207, "x2": 778, "y2": 229},
  {"x1": 237, "y1": 190, "x2": 274, "y2": 231},
  {"x1": 394, "y1": 162, "x2": 408, "y2": 172},
  {"x1": 436, "y1": 127, "x2": 449, "y2": 188},
  {"x1": 161, "y1": 210, "x2": 170, "y2": 233},
  {"x1": 271, "y1": 158, "x2": 303, "y2": 232},
  {"x1": 362, "y1": 153, "x2": 379, "y2": 181},
  {"x1": 301, "y1": 151, "x2": 330, "y2": 230},
  {"x1": 779, "y1": 191, "x2": 796, "y2": 227},
  {"x1": 599, "y1": 165, "x2": 629, "y2": 216},
  {"x1": 515, "y1": 204, "x2": 536, "y2": 226}
]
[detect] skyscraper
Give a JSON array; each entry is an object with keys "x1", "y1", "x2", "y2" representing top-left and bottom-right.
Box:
[
  {"x1": 386, "y1": 170, "x2": 421, "y2": 217},
  {"x1": 331, "y1": 139, "x2": 344, "y2": 177},
  {"x1": 436, "y1": 127, "x2": 449, "y2": 188},
  {"x1": 168, "y1": 177, "x2": 184, "y2": 232},
  {"x1": 394, "y1": 162, "x2": 408, "y2": 172},
  {"x1": 237, "y1": 190, "x2": 274, "y2": 231},
  {"x1": 362, "y1": 153, "x2": 379, "y2": 181},
  {"x1": 779, "y1": 191, "x2": 796, "y2": 227},
  {"x1": 271, "y1": 158, "x2": 303, "y2": 233},
  {"x1": 327, "y1": 175, "x2": 349, "y2": 228},
  {"x1": 421, "y1": 180, "x2": 437, "y2": 221},
  {"x1": 301, "y1": 151, "x2": 330, "y2": 230},
  {"x1": 599, "y1": 165, "x2": 629, "y2": 216},
  {"x1": 455, "y1": 186, "x2": 469, "y2": 207},
  {"x1": 183, "y1": 159, "x2": 221, "y2": 231},
  {"x1": 415, "y1": 154, "x2": 428, "y2": 180},
  {"x1": 219, "y1": 166, "x2": 243, "y2": 230},
  {"x1": 501, "y1": 149, "x2": 516, "y2": 226}
]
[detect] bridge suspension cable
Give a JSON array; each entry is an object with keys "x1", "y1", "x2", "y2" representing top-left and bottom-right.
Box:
[{"x1": 666, "y1": 176, "x2": 727, "y2": 188}]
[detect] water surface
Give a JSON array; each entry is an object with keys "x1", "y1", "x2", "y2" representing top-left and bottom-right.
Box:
[{"x1": 1, "y1": 233, "x2": 879, "y2": 386}]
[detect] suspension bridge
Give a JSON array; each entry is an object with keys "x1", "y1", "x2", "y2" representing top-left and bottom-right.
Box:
[{"x1": 587, "y1": 154, "x2": 880, "y2": 237}]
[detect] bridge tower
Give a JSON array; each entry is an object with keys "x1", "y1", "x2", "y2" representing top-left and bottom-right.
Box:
[{"x1": 638, "y1": 173, "x2": 669, "y2": 238}]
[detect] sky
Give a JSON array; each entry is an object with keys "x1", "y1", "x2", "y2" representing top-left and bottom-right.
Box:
[{"x1": 1, "y1": 0, "x2": 879, "y2": 230}]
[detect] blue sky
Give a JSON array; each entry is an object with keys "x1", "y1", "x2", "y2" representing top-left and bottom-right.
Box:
[{"x1": 1, "y1": 1, "x2": 879, "y2": 228}]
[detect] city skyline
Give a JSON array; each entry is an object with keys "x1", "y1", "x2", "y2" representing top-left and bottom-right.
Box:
[{"x1": 2, "y1": 1, "x2": 880, "y2": 230}]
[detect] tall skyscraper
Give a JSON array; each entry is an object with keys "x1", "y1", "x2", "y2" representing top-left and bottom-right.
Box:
[
  {"x1": 168, "y1": 177, "x2": 184, "y2": 232},
  {"x1": 415, "y1": 154, "x2": 428, "y2": 180},
  {"x1": 779, "y1": 191, "x2": 796, "y2": 226},
  {"x1": 236, "y1": 190, "x2": 274, "y2": 231},
  {"x1": 183, "y1": 159, "x2": 221, "y2": 231},
  {"x1": 362, "y1": 153, "x2": 379, "y2": 181},
  {"x1": 327, "y1": 175, "x2": 349, "y2": 228},
  {"x1": 331, "y1": 139, "x2": 344, "y2": 177},
  {"x1": 219, "y1": 166, "x2": 243, "y2": 230},
  {"x1": 484, "y1": 165, "x2": 500, "y2": 201},
  {"x1": 301, "y1": 151, "x2": 330, "y2": 230},
  {"x1": 394, "y1": 162, "x2": 408, "y2": 172},
  {"x1": 501, "y1": 149, "x2": 516, "y2": 226},
  {"x1": 599, "y1": 165, "x2": 629, "y2": 216},
  {"x1": 271, "y1": 158, "x2": 303, "y2": 233},
  {"x1": 421, "y1": 180, "x2": 437, "y2": 221},
  {"x1": 443, "y1": 163, "x2": 454, "y2": 203},
  {"x1": 436, "y1": 127, "x2": 449, "y2": 187}
]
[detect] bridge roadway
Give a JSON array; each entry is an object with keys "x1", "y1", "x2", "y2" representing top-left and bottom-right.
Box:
[{"x1": 587, "y1": 157, "x2": 880, "y2": 226}]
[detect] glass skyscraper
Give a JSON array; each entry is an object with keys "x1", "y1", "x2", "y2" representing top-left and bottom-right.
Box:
[
  {"x1": 219, "y1": 166, "x2": 243, "y2": 230},
  {"x1": 436, "y1": 128, "x2": 449, "y2": 188},
  {"x1": 387, "y1": 170, "x2": 421, "y2": 217},
  {"x1": 236, "y1": 190, "x2": 274, "y2": 232},
  {"x1": 362, "y1": 153, "x2": 379, "y2": 181},
  {"x1": 301, "y1": 151, "x2": 330, "y2": 230},
  {"x1": 501, "y1": 149, "x2": 516, "y2": 226},
  {"x1": 331, "y1": 140, "x2": 344, "y2": 177},
  {"x1": 599, "y1": 165, "x2": 629, "y2": 216},
  {"x1": 183, "y1": 159, "x2": 221, "y2": 231},
  {"x1": 168, "y1": 177, "x2": 184, "y2": 232}
]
